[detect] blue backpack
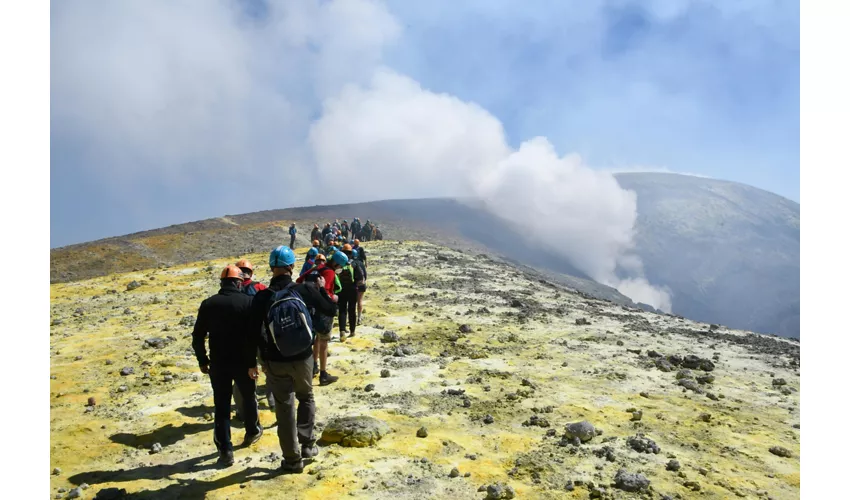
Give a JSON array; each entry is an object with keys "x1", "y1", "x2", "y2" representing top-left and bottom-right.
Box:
[{"x1": 263, "y1": 283, "x2": 314, "y2": 357}]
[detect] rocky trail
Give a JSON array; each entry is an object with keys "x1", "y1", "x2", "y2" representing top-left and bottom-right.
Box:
[{"x1": 50, "y1": 241, "x2": 800, "y2": 499}]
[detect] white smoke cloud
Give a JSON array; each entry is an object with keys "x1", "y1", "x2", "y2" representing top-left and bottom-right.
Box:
[{"x1": 52, "y1": 0, "x2": 673, "y2": 311}]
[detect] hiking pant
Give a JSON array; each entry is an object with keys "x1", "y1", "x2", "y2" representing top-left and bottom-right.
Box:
[
  {"x1": 209, "y1": 363, "x2": 261, "y2": 452},
  {"x1": 263, "y1": 356, "x2": 316, "y2": 463},
  {"x1": 338, "y1": 288, "x2": 357, "y2": 334},
  {"x1": 233, "y1": 382, "x2": 274, "y2": 416},
  {"x1": 289, "y1": 235, "x2": 296, "y2": 249}
]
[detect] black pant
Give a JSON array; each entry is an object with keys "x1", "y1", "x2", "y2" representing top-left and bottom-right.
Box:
[
  {"x1": 338, "y1": 289, "x2": 357, "y2": 333},
  {"x1": 209, "y1": 363, "x2": 260, "y2": 452},
  {"x1": 289, "y1": 235, "x2": 296, "y2": 249}
]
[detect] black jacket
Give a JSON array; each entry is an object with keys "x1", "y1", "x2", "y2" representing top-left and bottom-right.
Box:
[
  {"x1": 192, "y1": 282, "x2": 253, "y2": 368},
  {"x1": 246, "y1": 274, "x2": 337, "y2": 365}
]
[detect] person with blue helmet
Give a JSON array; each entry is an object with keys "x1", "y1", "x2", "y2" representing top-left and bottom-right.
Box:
[
  {"x1": 246, "y1": 245, "x2": 337, "y2": 473},
  {"x1": 300, "y1": 246, "x2": 320, "y2": 277}
]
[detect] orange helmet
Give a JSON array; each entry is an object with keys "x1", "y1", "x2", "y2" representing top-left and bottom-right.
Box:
[
  {"x1": 314, "y1": 224, "x2": 319, "y2": 229},
  {"x1": 220, "y1": 265, "x2": 243, "y2": 279},
  {"x1": 353, "y1": 239, "x2": 360, "y2": 245},
  {"x1": 342, "y1": 244, "x2": 353, "y2": 251},
  {"x1": 235, "y1": 259, "x2": 253, "y2": 272},
  {"x1": 312, "y1": 239, "x2": 320, "y2": 246},
  {"x1": 315, "y1": 254, "x2": 327, "y2": 262}
]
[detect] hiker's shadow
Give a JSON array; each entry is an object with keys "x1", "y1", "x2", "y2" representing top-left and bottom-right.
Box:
[
  {"x1": 67, "y1": 453, "x2": 220, "y2": 486},
  {"x1": 70, "y1": 457, "x2": 281, "y2": 500},
  {"x1": 109, "y1": 422, "x2": 213, "y2": 449}
]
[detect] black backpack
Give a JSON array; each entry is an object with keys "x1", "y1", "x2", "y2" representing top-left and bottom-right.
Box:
[{"x1": 262, "y1": 283, "x2": 314, "y2": 357}]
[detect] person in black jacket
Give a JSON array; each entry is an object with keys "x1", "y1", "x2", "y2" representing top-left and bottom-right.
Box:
[
  {"x1": 192, "y1": 265, "x2": 262, "y2": 467},
  {"x1": 338, "y1": 245, "x2": 364, "y2": 341},
  {"x1": 245, "y1": 246, "x2": 336, "y2": 474}
]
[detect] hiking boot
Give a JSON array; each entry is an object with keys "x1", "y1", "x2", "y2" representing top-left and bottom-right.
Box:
[
  {"x1": 301, "y1": 443, "x2": 319, "y2": 459},
  {"x1": 242, "y1": 427, "x2": 263, "y2": 447},
  {"x1": 340, "y1": 334, "x2": 347, "y2": 343},
  {"x1": 281, "y1": 459, "x2": 304, "y2": 474},
  {"x1": 217, "y1": 450, "x2": 235, "y2": 467},
  {"x1": 341, "y1": 328, "x2": 349, "y2": 334},
  {"x1": 313, "y1": 361, "x2": 320, "y2": 378},
  {"x1": 348, "y1": 331, "x2": 355, "y2": 338},
  {"x1": 319, "y1": 371, "x2": 339, "y2": 386}
]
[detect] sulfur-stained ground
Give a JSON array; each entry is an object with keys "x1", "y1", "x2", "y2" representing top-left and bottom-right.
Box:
[{"x1": 49, "y1": 241, "x2": 800, "y2": 499}]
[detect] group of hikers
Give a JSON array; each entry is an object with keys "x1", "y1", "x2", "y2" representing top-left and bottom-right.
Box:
[
  {"x1": 191, "y1": 222, "x2": 372, "y2": 472},
  {"x1": 286, "y1": 218, "x2": 383, "y2": 250}
]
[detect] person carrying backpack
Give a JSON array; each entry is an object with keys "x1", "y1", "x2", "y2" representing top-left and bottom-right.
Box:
[
  {"x1": 297, "y1": 250, "x2": 346, "y2": 385},
  {"x1": 341, "y1": 220, "x2": 350, "y2": 239},
  {"x1": 339, "y1": 245, "x2": 366, "y2": 337},
  {"x1": 245, "y1": 246, "x2": 336, "y2": 474},
  {"x1": 351, "y1": 218, "x2": 362, "y2": 240},
  {"x1": 192, "y1": 265, "x2": 262, "y2": 467},
  {"x1": 374, "y1": 225, "x2": 383, "y2": 240},
  {"x1": 362, "y1": 220, "x2": 372, "y2": 242},
  {"x1": 231, "y1": 259, "x2": 269, "y2": 418},
  {"x1": 288, "y1": 223, "x2": 297, "y2": 249},
  {"x1": 350, "y1": 246, "x2": 368, "y2": 325},
  {"x1": 310, "y1": 224, "x2": 321, "y2": 244},
  {"x1": 352, "y1": 239, "x2": 367, "y2": 268},
  {"x1": 300, "y1": 247, "x2": 320, "y2": 277}
]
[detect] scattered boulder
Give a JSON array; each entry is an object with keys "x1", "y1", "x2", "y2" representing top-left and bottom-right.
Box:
[
  {"x1": 364, "y1": 384, "x2": 375, "y2": 392},
  {"x1": 627, "y1": 434, "x2": 661, "y2": 454},
  {"x1": 126, "y1": 281, "x2": 142, "y2": 291},
  {"x1": 67, "y1": 487, "x2": 83, "y2": 499},
  {"x1": 150, "y1": 443, "x2": 162, "y2": 454},
  {"x1": 119, "y1": 367, "x2": 134, "y2": 376},
  {"x1": 564, "y1": 421, "x2": 596, "y2": 443},
  {"x1": 178, "y1": 315, "x2": 195, "y2": 327},
  {"x1": 483, "y1": 414, "x2": 495, "y2": 425},
  {"x1": 647, "y1": 350, "x2": 662, "y2": 358},
  {"x1": 381, "y1": 331, "x2": 399, "y2": 343},
  {"x1": 676, "y1": 369, "x2": 694, "y2": 380},
  {"x1": 666, "y1": 460, "x2": 681, "y2": 472},
  {"x1": 696, "y1": 374, "x2": 715, "y2": 385},
  {"x1": 144, "y1": 338, "x2": 169, "y2": 349},
  {"x1": 417, "y1": 427, "x2": 428, "y2": 438},
  {"x1": 655, "y1": 359, "x2": 675, "y2": 372},
  {"x1": 380, "y1": 369, "x2": 391, "y2": 378},
  {"x1": 769, "y1": 446, "x2": 793, "y2": 458},
  {"x1": 52, "y1": 467, "x2": 61, "y2": 475},
  {"x1": 449, "y1": 467, "x2": 460, "y2": 478},
  {"x1": 321, "y1": 416, "x2": 391, "y2": 447},
  {"x1": 614, "y1": 468, "x2": 650, "y2": 492},
  {"x1": 86, "y1": 397, "x2": 97, "y2": 407},
  {"x1": 94, "y1": 487, "x2": 128, "y2": 500},
  {"x1": 575, "y1": 318, "x2": 591, "y2": 326},
  {"x1": 485, "y1": 483, "x2": 515, "y2": 500},
  {"x1": 630, "y1": 410, "x2": 643, "y2": 422},
  {"x1": 458, "y1": 324, "x2": 473, "y2": 334},
  {"x1": 678, "y1": 378, "x2": 704, "y2": 394},
  {"x1": 772, "y1": 378, "x2": 788, "y2": 387}
]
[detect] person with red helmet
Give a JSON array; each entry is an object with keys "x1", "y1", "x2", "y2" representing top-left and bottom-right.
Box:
[
  {"x1": 192, "y1": 265, "x2": 261, "y2": 467},
  {"x1": 231, "y1": 259, "x2": 270, "y2": 418}
]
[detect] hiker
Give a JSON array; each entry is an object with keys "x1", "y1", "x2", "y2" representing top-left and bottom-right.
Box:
[
  {"x1": 352, "y1": 239, "x2": 367, "y2": 268},
  {"x1": 192, "y1": 265, "x2": 262, "y2": 466},
  {"x1": 296, "y1": 250, "x2": 346, "y2": 386},
  {"x1": 362, "y1": 220, "x2": 373, "y2": 242},
  {"x1": 321, "y1": 223, "x2": 331, "y2": 240},
  {"x1": 374, "y1": 225, "x2": 383, "y2": 241},
  {"x1": 339, "y1": 244, "x2": 365, "y2": 337},
  {"x1": 246, "y1": 246, "x2": 336, "y2": 473},
  {"x1": 351, "y1": 218, "x2": 362, "y2": 240},
  {"x1": 231, "y1": 259, "x2": 269, "y2": 418},
  {"x1": 351, "y1": 245, "x2": 368, "y2": 325},
  {"x1": 300, "y1": 246, "x2": 320, "y2": 277},
  {"x1": 323, "y1": 229, "x2": 335, "y2": 248},
  {"x1": 341, "y1": 220, "x2": 350, "y2": 239},
  {"x1": 310, "y1": 224, "x2": 321, "y2": 244},
  {"x1": 288, "y1": 223, "x2": 297, "y2": 249}
]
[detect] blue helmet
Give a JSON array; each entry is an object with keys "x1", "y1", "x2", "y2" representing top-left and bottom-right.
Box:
[
  {"x1": 269, "y1": 245, "x2": 296, "y2": 267},
  {"x1": 330, "y1": 250, "x2": 349, "y2": 267},
  {"x1": 306, "y1": 247, "x2": 319, "y2": 259}
]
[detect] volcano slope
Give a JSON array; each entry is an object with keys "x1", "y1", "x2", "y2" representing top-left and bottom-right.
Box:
[{"x1": 50, "y1": 241, "x2": 800, "y2": 499}]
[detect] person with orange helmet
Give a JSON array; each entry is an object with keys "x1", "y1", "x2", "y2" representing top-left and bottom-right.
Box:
[
  {"x1": 191, "y1": 265, "x2": 262, "y2": 466},
  {"x1": 235, "y1": 259, "x2": 267, "y2": 297},
  {"x1": 310, "y1": 224, "x2": 322, "y2": 244}
]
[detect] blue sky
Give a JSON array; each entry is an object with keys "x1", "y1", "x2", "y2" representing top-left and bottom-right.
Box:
[{"x1": 50, "y1": 0, "x2": 799, "y2": 248}]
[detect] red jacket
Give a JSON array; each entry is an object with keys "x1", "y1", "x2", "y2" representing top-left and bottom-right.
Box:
[
  {"x1": 242, "y1": 279, "x2": 267, "y2": 293},
  {"x1": 296, "y1": 264, "x2": 337, "y2": 301}
]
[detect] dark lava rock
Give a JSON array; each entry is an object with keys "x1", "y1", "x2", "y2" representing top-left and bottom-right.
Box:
[
  {"x1": 144, "y1": 337, "x2": 169, "y2": 349},
  {"x1": 627, "y1": 434, "x2": 660, "y2": 454},
  {"x1": 697, "y1": 374, "x2": 715, "y2": 384},
  {"x1": 678, "y1": 378, "x2": 705, "y2": 394},
  {"x1": 698, "y1": 413, "x2": 712, "y2": 423},
  {"x1": 639, "y1": 391, "x2": 650, "y2": 398},
  {"x1": 769, "y1": 446, "x2": 793, "y2": 458},
  {"x1": 510, "y1": 299, "x2": 524, "y2": 308},
  {"x1": 86, "y1": 397, "x2": 97, "y2": 407},
  {"x1": 772, "y1": 378, "x2": 788, "y2": 387},
  {"x1": 483, "y1": 414, "x2": 495, "y2": 424},
  {"x1": 446, "y1": 388, "x2": 466, "y2": 396},
  {"x1": 630, "y1": 410, "x2": 643, "y2": 422},
  {"x1": 647, "y1": 350, "x2": 662, "y2": 358},
  {"x1": 458, "y1": 324, "x2": 473, "y2": 334},
  {"x1": 575, "y1": 318, "x2": 591, "y2": 326},
  {"x1": 655, "y1": 358, "x2": 675, "y2": 372},
  {"x1": 485, "y1": 483, "x2": 515, "y2": 500},
  {"x1": 614, "y1": 468, "x2": 650, "y2": 492},
  {"x1": 666, "y1": 460, "x2": 681, "y2": 471},
  {"x1": 416, "y1": 427, "x2": 429, "y2": 438},
  {"x1": 684, "y1": 481, "x2": 702, "y2": 491},
  {"x1": 364, "y1": 384, "x2": 375, "y2": 392},
  {"x1": 178, "y1": 315, "x2": 195, "y2": 327},
  {"x1": 381, "y1": 331, "x2": 399, "y2": 343},
  {"x1": 681, "y1": 355, "x2": 702, "y2": 369},
  {"x1": 564, "y1": 421, "x2": 596, "y2": 442},
  {"x1": 150, "y1": 443, "x2": 162, "y2": 454},
  {"x1": 449, "y1": 467, "x2": 460, "y2": 478},
  {"x1": 380, "y1": 369, "x2": 391, "y2": 378},
  {"x1": 676, "y1": 369, "x2": 695, "y2": 380},
  {"x1": 119, "y1": 367, "x2": 134, "y2": 376},
  {"x1": 126, "y1": 281, "x2": 142, "y2": 291},
  {"x1": 667, "y1": 355, "x2": 683, "y2": 366},
  {"x1": 522, "y1": 415, "x2": 551, "y2": 428},
  {"x1": 594, "y1": 445, "x2": 616, "y2": 462}
]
